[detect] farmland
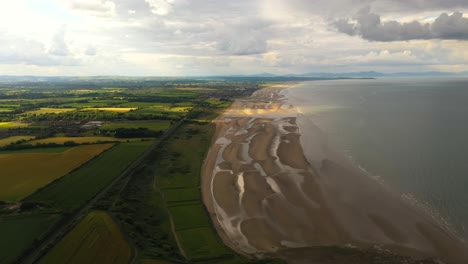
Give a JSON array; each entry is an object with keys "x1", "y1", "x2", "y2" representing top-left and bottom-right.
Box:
[
  {"x1": 0, "y1": 147, "x2": 72, "y2": 154},
  {"x1": 28, "y1": 136, "x2": 149, "y2": 145},
  {"x1": 0, "y1": 77, "x2": 274, "y2": 264},
  {"x1": 103, "y1": 122, "x2": 251, "y2": 263},
  {"x1": 39, "y1": 211, "x2": 131, "y2": 264},
  {"x1": 0, "y1": 136, "x2": 34, "y2": 147},
  {"x1": 154, "y1": 123, "x2": 235, "y2": 261},
  {"x1": 23, "y1": 108, "x2": 75, "y2": 115},
  {"x1": 0, "y1": 122, "x2": 28, "y2": 130},
  {"x1": 27, "y1": 141, "x2": 152, "y2": 210},
  {"x1": 0, "y1": 144, "x2": 113, "y2": 201},
  {"x1": 0, "y1": 214, "x2": 60, "y2": 264},
  {"x1": 101, "y1": 120, "x2": 171, "y2": 131},
  {"x1": 83, "y1": 107, "x2": 137, "y2": 112}
]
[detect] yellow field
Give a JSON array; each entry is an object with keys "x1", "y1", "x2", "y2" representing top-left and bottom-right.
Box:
[
  {"x1": 149, "y1": 105, "x2": 192, "y2": 112},
  {"x1": 0, "y1": 136, "x2": 35, "y2": 147},
  {"x1": 24, "y1": 108, "x2": 75, "y2": 115},
  {"x1": 39, "y1": 211, "x2": 132, "y2": 264},
  {"x1": 84, "y1": 107, "x2": 136, "y2": 112},
  {"x1": 28, "y1": 136, "x2": 147, "y2": 145},
  {"x1": 0, "y1": 122, "x2": 28, "y2": 130},
  {"x1": 168, "y1": 107, "x2": 192, "y2": 112},
  {"x1": 0, "y1": 144, "x2": 113, "y2": 201}
]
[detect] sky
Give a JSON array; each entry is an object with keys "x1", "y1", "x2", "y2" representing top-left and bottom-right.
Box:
[{"x1": 0, "y1": 0, "x2": 467, "y2": 76}]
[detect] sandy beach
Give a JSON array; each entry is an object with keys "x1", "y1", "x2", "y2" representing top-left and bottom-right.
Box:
[{"x1": 201, "y1": 84, "x2": 468, "y2": 264}]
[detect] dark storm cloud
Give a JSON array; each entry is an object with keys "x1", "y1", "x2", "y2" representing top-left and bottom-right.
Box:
[
  {"x1": 380, "y1": 0, "x2": 468, "y2": 11},
  {"x1": 333, "y1": 8, "x2": 468, "y2": 41}
]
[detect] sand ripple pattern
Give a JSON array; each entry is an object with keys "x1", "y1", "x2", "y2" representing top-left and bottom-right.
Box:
[{"x1": 201, "y1": 85, "x2": 468, "y2": 264}]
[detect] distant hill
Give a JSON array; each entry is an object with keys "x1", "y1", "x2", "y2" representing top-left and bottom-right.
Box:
[
  {"x1": 284, "y1": 71, "x2": 386, "y2": 78},
  {"x1": 251, "y1": 71, "x2": 468, "y2": 78},
  {"x1": 0, "y1": 71, "x2": 467, "y2": 82}
]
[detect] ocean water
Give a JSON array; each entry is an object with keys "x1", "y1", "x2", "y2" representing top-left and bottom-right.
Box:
[{"x1": 287, "y1": 77, "x2": 468, "y2": 240}]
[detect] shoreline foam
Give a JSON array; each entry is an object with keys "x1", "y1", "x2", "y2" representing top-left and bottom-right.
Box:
[{"x1": 201, "y1": 84, "x2": 468, "y2": 264}]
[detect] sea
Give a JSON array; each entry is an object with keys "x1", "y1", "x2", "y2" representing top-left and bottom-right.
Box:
[{"x1": 287, "y1": 77, "x2": 468, "y2": 241}]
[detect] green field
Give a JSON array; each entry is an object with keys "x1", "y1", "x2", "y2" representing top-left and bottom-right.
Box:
[
  {"x1": 27, "y1": 141, "x2": 152, "y2": 210},
  {"x1": 101, "y1": 121, "x2": 171, "y2": 131},
  {"x1": 131, "y1": 106, "x2": 192, "y2": 118},
  {"x1": 23, "y1": 108, "x2": 76, "y2": 115},
  {"x1": 39, "y1": 211, "x2": 131, "y2": 264},
  {"x1": 116, "y1": 102, "x2": 165, "y2": 108},
  {"x1": 169, "y1": 204, "x2": 211, "y2": 230},
  {"x1": 142, "y1": 259, "x2": 177, "y2": 264},
  {"x1": 157, "y1": 124, "x2": 213, "y2": 189},
  {"x1": 163, "y1": 188, "x2": 200, "y2": 203},
  {"x1": 0, "y1": 214, "x2": 60, "y2": 264},
  {"x1": 58, "y1": 99, "x2": 124, "y2": 108},
  {"x1": 0, "y1": 77, "x2": 274, "y2": 264},
  {"x1": 0, "y1": 144, "x2": 113, "y2": 201},
  {"x1": 28, "y1": 136, "x2": 148, "y2": 145},
  {"x1": 153, "y1": 123, "x2": 236, "y2": 261},
  {"x1": 177, "y1": 228, "x2": 231, "y2": 261}
]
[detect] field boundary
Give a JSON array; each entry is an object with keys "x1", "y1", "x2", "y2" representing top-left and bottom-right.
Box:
[
  {"x1": 18, "y1": 118, "x2": 186, "y2": 264},
  {"x1": 19, "y1": 143, "x2": 116, "y2": 203}
]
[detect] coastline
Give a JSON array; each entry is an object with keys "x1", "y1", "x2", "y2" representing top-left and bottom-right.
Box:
[{"x1": 201, "y1": 83, "x2": 468, "y2": 264}]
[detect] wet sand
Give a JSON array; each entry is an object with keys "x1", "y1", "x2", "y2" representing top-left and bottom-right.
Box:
[{"x1": 201, "y1": 84, "x2": 468, "y2": 264}]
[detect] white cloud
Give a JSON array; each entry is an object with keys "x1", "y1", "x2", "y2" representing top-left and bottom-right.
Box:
[
  {"x1": 0, "y1": 0, "x2": 466, "y2": 75},
  {"x1": 58, "y1": 0, "x2": 116, "y2": 17},
  {"x1": 144, "y1": 0, "x2": 174, "y2": 15},
  {"x1": 48, "y1": 26, "x2": 69, "y2": 56},
  {"x1": 85, "y1": 46, "x2": 97, "y2": 56}
]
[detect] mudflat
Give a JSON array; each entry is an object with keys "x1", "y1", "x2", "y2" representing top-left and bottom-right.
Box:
[{"x1": 201, "y1": 84, "x2": 468, "y2": 264}]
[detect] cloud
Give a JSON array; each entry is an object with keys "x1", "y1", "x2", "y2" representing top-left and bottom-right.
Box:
[
  {"x1": 374, "y1": 0, "x2": 468, "y2": 12},
  {"x1": 0, "y1": 33, "x2": 79, "y2": 67},
  {"x1": 217, "y1": 26, "x2": 268, "y2": 56},
  {"x1": 59, "y1": 0, "x2": 116, "y2": 17},
  {"x1": 49, "y1": 26, "x2": 70, "y2": 56},
  {"x1": 85, "y1": 46, "x2": 97, "y2": 56},
  {"x1": 333, "y1": 8, "x2": 468, "y2": 41},
  {"x1": 432, "y1": 12, "x2": 468, "y2": 39},
  {"x1": 276, "y1": 0, "x2": 468, "y2": 15},
  {"x1": 144, "y1": 0, "x2": 174, "y2": 15},
  {"x1": 1, "y1": 0, "x2": 468, "y2": 75}
]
